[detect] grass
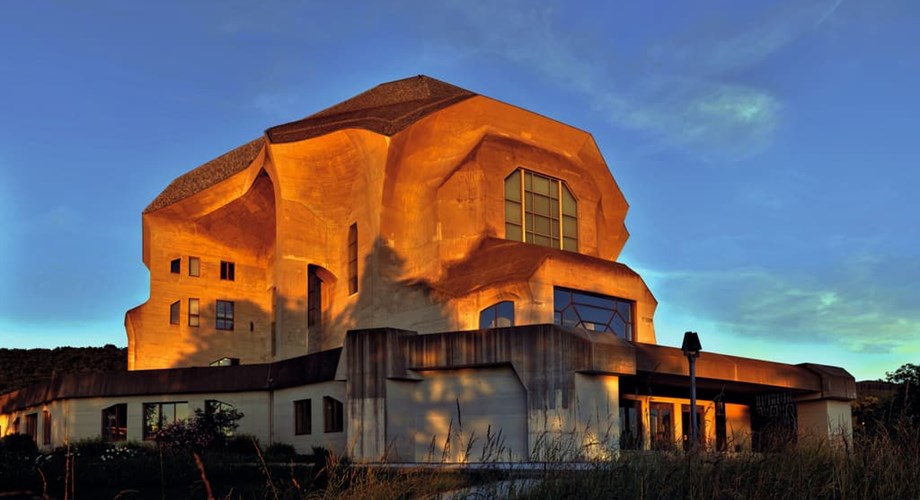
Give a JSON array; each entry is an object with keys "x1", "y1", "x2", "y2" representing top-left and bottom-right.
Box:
[{"x1": 2, "y1": 421, "x2": 919, "y2": 499}]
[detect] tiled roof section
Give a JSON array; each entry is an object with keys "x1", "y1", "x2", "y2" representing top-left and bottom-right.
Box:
[
  {"x1": 431, "y1": 237, "x2": 643, "y2": 298},
  {"x1": 144, "y1": 138, "x2": 265, "y2": 213},
  {"x1": 0, "y1": 348, "x2": 341, "y2": 413},
  {"x1": 266, "y1": 75, "x2": 477, "y2": 143}
]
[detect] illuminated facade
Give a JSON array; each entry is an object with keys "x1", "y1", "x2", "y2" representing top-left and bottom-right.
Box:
[{"x1": 0, "y1": 77, "x2": 855, "y2": 459}]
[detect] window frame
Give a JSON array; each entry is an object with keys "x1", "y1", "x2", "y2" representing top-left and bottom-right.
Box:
[
  {"x1": 294, "y1": 399, "x2": 312, "y2": 435},
  {"x1": 347, "y1": 223, "x2": 358, "y2": 295},
  {"x1": 170, "y1": 258, "x2": 181, "y2": 274},
  {"x1": 188, "y1": 298, "x2": 200, "y2": 327},
  {"x1": 220, "y1": 261, "x2": 235, "y2": 281},
  {"x1": 189, "y1": 256, "x2": 200, "y2": 277},
  {"x1": 102, "y1": 403, "x2": 128, "y2": 442},
  {"x1": 169, "y1": 300, "x2": 180, "y2": 325},
  {"x1": 143, "y1": 401, "x2": 189, "y2": 441},
  {"x1": 42, "y1": 410, "x2": 51, "y2": 445},
  {"x1": 479, "y1": 301, "x2": 515, "y2": 329},
  {"x1": 504, "y1": 168, "x2": 578, "y2": 251},
  {"x1": 25, "y1": 413, "x2": 38, "y2": 442},
  {"x1": 323, "y1": 396, "x2": 343, "y2": 433},
  {"x1": 553, "y1": 287, "x2": 634, "y2": 340},
  {"x1": 216, "y1": 300, "x2": 234, "y2": 331}
]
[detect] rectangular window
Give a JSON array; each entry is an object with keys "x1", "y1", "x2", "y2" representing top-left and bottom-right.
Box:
[
  {"x1": 169, "y1": 300, "x2": 180, "y2": 325},
  {"x1": 294, "y1": 399, "x2": 312, "y2": 435},
  {"x1": 189, "y1": 257, "x2": 200, "y2": 277},
  {"x1": 220, "y1": 261, "x2": 235, "y2": 281},
  {"x1": 216, "y1": 300, "x2": 234, "y2": 330},
  {"x1": 42, "y1": 410, "x2": 51, "y2": 445},
  {"x1": 102, "y1": 403, "x2": 127, "y2": 442},
  {"x1": 170, "y1": 258, "x2": 181, "y2": 274},
  {"x1": 323, "y1": 396, "x2": 343, "y2": 433},
  {"x1": 25, "y1": 413, "x2": 38, "y2": 442},
  {"x1": 188, "y1": 298, "x2": 200, "y2": 327},
  {"x1": 348, "y1": 223, "x2": 358, "y2": 295},
  {"x1": 143, "y1": 402, "x2": 188, "y2": 440}
]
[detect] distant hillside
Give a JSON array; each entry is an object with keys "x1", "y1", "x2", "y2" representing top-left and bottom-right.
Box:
[{"x1": 0, "y1": 345, "x2": 127, "y2": 395}]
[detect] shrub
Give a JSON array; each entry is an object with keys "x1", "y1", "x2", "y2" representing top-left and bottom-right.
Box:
[{"x1": 156, "y1": 407, "x2": 244, "y2": 451}]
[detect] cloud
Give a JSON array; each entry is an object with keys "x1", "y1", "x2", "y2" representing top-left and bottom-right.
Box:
[
  {"x1": 640, "y1": 255, "x2": 920, "y2": 355},
  {"x1": 406, "y1": 0, "x2": 841, "y2": 162}
]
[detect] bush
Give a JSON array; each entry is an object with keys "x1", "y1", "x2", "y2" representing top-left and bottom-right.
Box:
[
  {"x1": 264, "y1": 442, "x2": 296, "y2": 462},
  {"x1": 156, "y1": 407, "x2": 244, "y2": 451}
]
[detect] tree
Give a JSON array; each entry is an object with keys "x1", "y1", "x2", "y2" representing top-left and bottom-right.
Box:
[{"x1": 886, "y1": 363, "x2": 920, "y2": 426}]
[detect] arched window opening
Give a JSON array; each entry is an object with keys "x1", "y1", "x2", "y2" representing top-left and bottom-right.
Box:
[{"x1": 479, "y1": 301, "x2": 515, "y2": 329}]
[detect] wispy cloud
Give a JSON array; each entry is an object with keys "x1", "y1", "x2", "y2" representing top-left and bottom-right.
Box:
[
  {"x1": 639, "y1": 254, "x2": 920, "y2": 355},
  {"x1": 408, "y1": 0, "x2": 841, "y2": 162}
]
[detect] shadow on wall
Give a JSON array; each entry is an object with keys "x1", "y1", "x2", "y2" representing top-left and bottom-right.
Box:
[{"x1": 167, "y1": 236, "x2": 455, "y2": 368}]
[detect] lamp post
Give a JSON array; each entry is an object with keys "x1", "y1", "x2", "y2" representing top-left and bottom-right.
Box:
[{"x1": 681, "y1": 331, "x2": 702, "y2": 451}]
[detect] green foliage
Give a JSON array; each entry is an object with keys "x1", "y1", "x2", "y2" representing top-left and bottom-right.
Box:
[{"x1": 0, "y1": 344, "x2": 126, "y2": 394}]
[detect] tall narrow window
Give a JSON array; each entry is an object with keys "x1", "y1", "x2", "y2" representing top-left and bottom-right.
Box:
[
  {"x1": 307, "y1": 265, "x2": 322, "y2": 329},
  {"x1": 294, "y1": 399, "x2": 312, "y2": 435},
  {"x1": 504, "y1": 168, "x2": 578, "y2": 251},
  {"x1": 348, "y1": 223, "x2": 358, "y2": 295},
  {"x1": 189, "y1": 257, "x2": 200, "y2": 277},
  {"x1": 216, "y1": 300, "x2": 234, "y2": 330},
  {"x1": 102, "y1": 403, "x2": 127, "y2": 442},
  {"x1": 42, "y1": 411, "x2": 51, "y2": 445},
  {"x1": 25, "y1": 413, "x2": 38, "y2": 442},
  {"x1": 323, "y1": 396, "x2": 343, "y2": 433},
  {"x1": 169, "y1": 300, "x2": 180, "y2": 325},
  {"x1": 170, "y1": 258, "x2": 181, "y2": 274},
  {"x1": 479, "y1": 301, "x2": 515, "y2": 329},
  {"x1": 188, "y1": 298, "x2": 200, "y2": 327},
  {"x1": 220, "y1": 261, "x2": 235, "y2": 281}
]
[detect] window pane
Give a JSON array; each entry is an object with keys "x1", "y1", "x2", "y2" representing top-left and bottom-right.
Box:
[
  {"x1": 533, "y1": 215, "x2": 551, "y2": 236},
  {"x1": 532, "y1": 195, "x2": 550, "y2": 216},
  {"x1": 562, "y1": 184, "x2": 577, "y2": 216},
  {"x1": 170, "y1": 259, "x2": 180, "y2": 274},
  {"x1": 505, "y1": 201, "x2": 522, "y2": 224},
  {"x1": 563, "y1": 216, "x2": 577, "y2": 238},
  {"x1": 532, "y1": 174, "x2": 550, "y2": 195},
  {"x1": 189, "y1": 257, "x2": 200, "y2": 277},
  {"x1": 504, "y1": 170, "x2": 521, "y2": 202},
  {"x1": 553, "y1": 287, "x2": 634, "y2": 340},
  {"x1": 505, "y1": 224, "x2": 522, "y2": 241},
  {"x1": 564, "y1": 237, "x2": 578, "y2": 252}
]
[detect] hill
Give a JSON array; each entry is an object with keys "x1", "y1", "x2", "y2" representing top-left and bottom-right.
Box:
[{"x1": 0, "y1": 345, "x2": 126, "y2": 394}]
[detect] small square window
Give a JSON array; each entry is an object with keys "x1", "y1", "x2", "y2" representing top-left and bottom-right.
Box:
[
  {"x1": 216, "y1": 300, "x2": 234, "y2": 330},
  {"x1": 170, "y1": 258, "x2": 181, "y2": 274},
  {"x1": 220, "y1": 261, "x2": 235, "y2": 281},
  {"x1": 169, "y1": 301, "x2": 180, "y2": 325},
  {"x1": 188, "y1": 298, "x2": 200, "y2": 327},
  {"x1": 189, "y1": 257, "x2": 200, "y2": 277}
]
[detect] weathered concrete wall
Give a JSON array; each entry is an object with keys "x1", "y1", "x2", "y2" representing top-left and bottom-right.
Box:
[{"x1": 797, "y1": 399, "x2": 853, "y2": 445}]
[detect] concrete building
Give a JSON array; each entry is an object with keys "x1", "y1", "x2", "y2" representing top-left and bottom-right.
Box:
[{"x1": 0, "y1": 76, "x2": 855, "y2": 460}]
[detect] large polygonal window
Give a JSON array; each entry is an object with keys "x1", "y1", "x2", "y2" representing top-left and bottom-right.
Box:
[
  {"x1": 505, "y1": 168, "x2": 578, "y2": 251},
  {"x1": 553, "y1": 287, "x2": 633, "y2": 340}
]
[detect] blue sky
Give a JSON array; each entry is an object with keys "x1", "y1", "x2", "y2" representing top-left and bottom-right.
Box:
[{"x1": 0, "y1": 0, "x2": 917, "y2": 380}]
